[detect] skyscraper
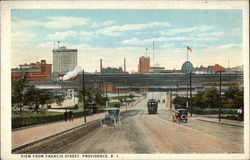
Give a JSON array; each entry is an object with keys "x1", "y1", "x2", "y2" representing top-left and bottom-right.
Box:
[
  {"x1": 138, "y1": 56, "x2": 150, "y2": 74},
  {"x1": 52, "y1": 46, "x2": 77, "y2": 73}
]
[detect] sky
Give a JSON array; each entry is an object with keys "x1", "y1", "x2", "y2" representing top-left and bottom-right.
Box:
[{"x1": 11, "y1": 9, "x2": 243, "y2": 72}]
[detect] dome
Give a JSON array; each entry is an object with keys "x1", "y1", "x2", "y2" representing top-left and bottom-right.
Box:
[{"x1": 181, "y1": 61, "x2": 194, "y2": 73}]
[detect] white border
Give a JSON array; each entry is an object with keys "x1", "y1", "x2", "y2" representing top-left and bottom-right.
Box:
[{"x1": 1, "y1": 0, "x2": 249, "y2": 160}]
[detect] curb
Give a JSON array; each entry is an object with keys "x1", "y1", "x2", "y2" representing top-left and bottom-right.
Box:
[
  {"x1": 197, "y1": 119, "x2": 243, "y2": 128},
  {"x1": 12, "y1": 119, "x2": 100, "y2": 153}
]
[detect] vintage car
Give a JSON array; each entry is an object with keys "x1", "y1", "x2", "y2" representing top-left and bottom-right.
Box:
[
  {"x1": 172, "y1": 109, "x2": 188, "y2": 123},
  {"x1": 100, "y1": 107, "x2": 121, "y2": 126}
]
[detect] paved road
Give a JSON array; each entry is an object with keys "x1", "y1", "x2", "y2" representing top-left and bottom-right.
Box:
[{"x1": 16, "y1": 92, "x2": 243, "y2": 153}]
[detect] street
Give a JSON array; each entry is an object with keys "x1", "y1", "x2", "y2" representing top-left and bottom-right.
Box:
[{"x1": 16, "y1": 92, "x2": 243, "y2": 154}]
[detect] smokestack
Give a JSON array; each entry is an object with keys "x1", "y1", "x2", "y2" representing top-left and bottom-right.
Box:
[
  {"x1": 124, "y1": 58, "x2": 126, "y2": 72},
  {"x1": 100, "y1": 59, "x2": 103, "y2": 73}
]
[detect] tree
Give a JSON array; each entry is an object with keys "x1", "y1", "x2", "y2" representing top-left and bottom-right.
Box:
[
  {"x1": 25, "y1": 86, "x2": 55, "y2": 112},
  {"x1": 94, "y1": 93, "x2": 107, "y2": 106},
  {"x1": 224, "y1": 86, "x2": 243, "y2": 108},
  {"x1": 202, "y1": 88, "x2": 219, "y2": 108},
  {"x1": 78, "y1": 88, "x2": 96, "y2": 109},
  {"x1": 12, "y1": 75, "x2": 28, "y2": 115},
  {"x1": 192, "y1": 90, "x2": 206, "y2": 108},
  {"x1": 54, "y1": 93, "x2": 65, "y2": 106}
]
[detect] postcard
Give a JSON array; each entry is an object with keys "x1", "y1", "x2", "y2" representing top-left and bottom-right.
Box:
[{"x1": 1, "y1": 0, "x2": 249, "y2": 160}]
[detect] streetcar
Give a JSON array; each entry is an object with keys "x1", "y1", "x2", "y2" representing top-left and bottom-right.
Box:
[{"x1": 147, "y1": 99, "x2": 158, "y2": 114}]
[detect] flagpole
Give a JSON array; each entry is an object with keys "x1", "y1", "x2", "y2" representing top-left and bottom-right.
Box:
[{"x1": 187, "y1": 46, "x2": 188, "y2": 61}]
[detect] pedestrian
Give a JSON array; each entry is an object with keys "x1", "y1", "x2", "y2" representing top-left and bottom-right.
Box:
[
  {"x1": 237, "y1": 108, "x2": 243, "y2": 121},
  {"x1": 64, "y1": 110, "x2": 68, "y2": 122},
  {"x1": 69, "y1": 110, "x2": 73, "y2": 122}
]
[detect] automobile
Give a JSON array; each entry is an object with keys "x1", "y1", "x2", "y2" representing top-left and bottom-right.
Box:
[
  {"x1": 100, "y1": 107, "x2": 121, "y2": 126},
  {"x1": 147, "y1": 99, "x2": 158, "y2": 114},
  {"x1": 172, "y1": 109, "x2": 188, "y2": 123}
]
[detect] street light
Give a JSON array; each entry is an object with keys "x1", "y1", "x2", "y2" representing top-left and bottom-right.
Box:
[
  {"x1": 117, "y1": 85, "x2": 120, "y2": 107},
  {"x1": 82, "y1": 70, "x2": 86, "y2": 123},
  {"x1": 189, "y1": 71, "x2": 192, "y2": 117},
  {"x1": 219, "y1": 70, "x2": 222, "y2": 122}
]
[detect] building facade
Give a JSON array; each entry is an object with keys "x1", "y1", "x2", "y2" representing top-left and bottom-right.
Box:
[
  {"x1": 102, "y1": 67, "x2": 123, "y2": 73},
  {"x1": 53, "y1": 46, "x2": 77, "y2": 73},
  {"x1": 138, "y1": 56, "x2": 150, "y2": 74},
  {"x1": 208, "y1": 64, "x2": 225, "y2": 72},
  {"x1": 11, "y1": 60, "x2": 52, "y2": 81}
]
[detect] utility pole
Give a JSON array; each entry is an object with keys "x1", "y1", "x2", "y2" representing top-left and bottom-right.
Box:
[
  {"x1": 219, "y1": 70, "x2": 222, "y2": 122},
  {"x1": 82, "y1": 70, "x2": 86, "y2": 123},
  {"x1": 176, "y1": 82, "x2": 179, "y2": 97},
  {"x1": 170, "y1": 89, "x2": 172, "y2": 110},
  {"x1": 189, "y1": 71, "x2": 192, "y2": 116},
  {"x1": 105, "y1": 83, "x2": 108, "y2": 107},
  {"x1": 186, "y1": 73, "x2": 189, "y2": 108},
  {"x1": 117, "y1": 85, "x2": 120, "y2": 107},
  {"x1": 153, "y1": 41, "x2": 155, "y2": 65},
  {"x1": 124, "y1": 80, "x2": 127, "y2": 110}
]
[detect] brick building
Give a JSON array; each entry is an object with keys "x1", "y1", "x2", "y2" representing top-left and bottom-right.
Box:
[
  {"x1": 11, "y1": 60, "x2": 52, "y2": 81},
  {"x1": 208, "y1": 64, "x2": 225, "y2": 72},
  {"x1": 138, "y1": 56, "x2": 150, "y2": 74}
]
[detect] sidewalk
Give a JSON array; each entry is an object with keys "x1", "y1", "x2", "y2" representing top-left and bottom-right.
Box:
[
  {"x1": 12, "y1": 97, "x2": 145, "y2": 149},
  {"x1": 192, "y1": 115, "x2": 244, "y2": 127},
  {"x1": 166, "y1": 108, "x2": 244, "y2": 127}
]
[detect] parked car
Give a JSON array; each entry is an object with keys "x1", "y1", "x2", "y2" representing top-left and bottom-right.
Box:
[{"x1": 101, "y1": 108, "x2": 121, "y2": 126}]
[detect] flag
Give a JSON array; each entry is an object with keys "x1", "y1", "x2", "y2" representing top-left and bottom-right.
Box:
[{"x1": 187, "y1": 46, "x2": 192, "y2": 52}]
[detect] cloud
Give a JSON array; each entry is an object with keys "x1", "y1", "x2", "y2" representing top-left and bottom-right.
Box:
[
  {"x1": 90, "y1": 20, "x2": 116, "y2": 27},
  {"x1": 12, "y1": 17, "x2": 90, "y2": 30},
  {"x1": 197, "y1": 32, "x2": 224, "y2": 37},
  {"x1": 80, "y1": 31, "x2": 94, "y2": 36},
  {"x1": 231, "y1": 28, "x2": 242, "y2": 36},
  {"x1": 121, "y1": 36, "x2": 195, "y2": 45},
  {"x1": 160, "y1": 25, "x2": 215, "y2": 35},
  {"x1": 44, "y1": 16, "x2": 89, "y2": 28},
  {"x1": 12, "y1": 20, "x2": 43, "y2": 31},
  {"x1": 12, "y1": 31, "x2": 36, "y2": 42},
  {"x1": 47, "y1": 31, "x2": 77, "y2": 40},
  {"x1": 216, "y1": 43, "x2": 242, "y2": 49},
  {"x1": 96, "y1": 22, "x2": 171, "y2": 36},
  {"x1": 160, "y1": 43, "x2": 175, "y2": 49}
]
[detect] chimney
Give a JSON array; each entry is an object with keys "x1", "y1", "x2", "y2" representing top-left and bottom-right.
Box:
[
  {"x1": 100, "y1": 59, "x2": 103, "y2": 73},
  {"x1": 124, "y1": 58, "x2": 126, "y2": 72}
]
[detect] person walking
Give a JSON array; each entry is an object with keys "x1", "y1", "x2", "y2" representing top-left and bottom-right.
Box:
[
  {"x1": 69, "y1": 110, "x2": 73, "y2": 122},
  {"x1": 64, "y1": 110, "x2": 68, "y2": 122},
  {"x1": 237, "y1": 108, "x2": 243, "y2": 121}
]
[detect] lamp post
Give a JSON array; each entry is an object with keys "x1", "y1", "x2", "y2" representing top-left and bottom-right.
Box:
[
  {"x1": 219, "y1": 70, "x2": 222, "y2": 122},
  {"x1": 105, "y1": 83, "x2": 108, "y2": 107},
  {"x1": 82, "y1": 70, "x2": 86, "y2": 123},
  {"x1": 189, "y1": 71, "x2": 192, "y2": 117},
  {"x1": 117, "y1": 85, "x2": 120, "y2": 107}
]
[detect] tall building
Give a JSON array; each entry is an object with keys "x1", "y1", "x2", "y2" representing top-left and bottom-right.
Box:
[
  {"x1": 138, "y1": 56, "x2": 150, "y2": 74},
  {"x1": 52, "y1": 46, "x2": 77, "y2": 73},
  {"x1": 11, "y1": 60, "x2": 52, "y2": 81}
]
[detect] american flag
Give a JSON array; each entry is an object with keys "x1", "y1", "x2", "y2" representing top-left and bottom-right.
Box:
[{"x1": 187, "y1": 46, "x2": 192, "y2": 52}]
